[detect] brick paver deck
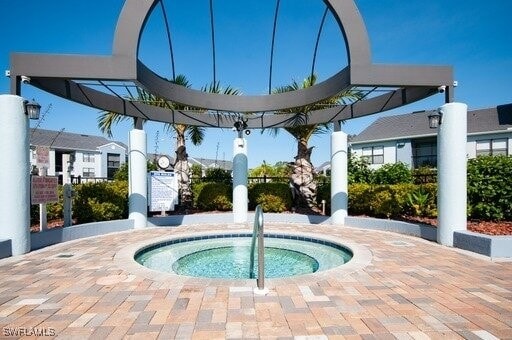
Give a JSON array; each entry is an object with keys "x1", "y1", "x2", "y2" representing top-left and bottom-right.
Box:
[{"x1": 0, "y1": 224, "x2": 511, "y2": 339}]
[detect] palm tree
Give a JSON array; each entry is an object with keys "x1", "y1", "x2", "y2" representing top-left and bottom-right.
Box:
[
  {"x1": 97, "y1": 75, "x2": 205, "y2": 207},
  {"x1": 272, "y1": 75, "x2": 362, "y2": 210},
  {"x1": 97, "y1": 76, "x2": 241, "y2": 208}
]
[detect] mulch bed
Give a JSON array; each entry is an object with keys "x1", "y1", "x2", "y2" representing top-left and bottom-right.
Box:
[{"x1": 401, "y1": 216, "x2": 512, "y2": 236}]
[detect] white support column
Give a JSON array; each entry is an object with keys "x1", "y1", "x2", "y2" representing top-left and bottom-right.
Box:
[
  {"x1": 437, "y1": 102, "x2": 467, "y2": 246},
  {"x1": 331, "y1": 130, "x2": 348, "y2": 225},
  {"x1": 233, "y1": 138, "x2": 248, "y2": 223},
  {"x1": 0, "y1": 95, "x2": 31, "y2": 255},
  {"x1": 128, "y1": 129, "x2": 147, "y2": 228}
]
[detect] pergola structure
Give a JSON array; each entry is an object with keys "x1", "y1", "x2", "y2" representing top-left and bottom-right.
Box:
[
  {"x1": 9, "y1": 0, "x2": 454, "y2": 128},
  {"x1": 2, "y1": 0, "x2": 467, "y2": 256}
]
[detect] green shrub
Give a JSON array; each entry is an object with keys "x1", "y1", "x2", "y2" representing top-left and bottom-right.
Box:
[
  {"x1": 256, "y1": 194, "x2": 287, "y2": 213},
  {"x1": 191, "y1": 181, "x2": 208, "y2": 208},
  {"x1": 204, "y1": 168, "x2": 232, "y2": 184},
  {"x1": 316, "y1": 181, "x2": 331, "y2": 214},
  {"x1": 348, "y1": 183, "x2": 372, "y2": 216},
  {"x1": 371, "y1": 185, "x2": 400, "y2": 218},
  {"x1": 348, "y1": 183, "x2": 436, "y2": 219},
  {"x1": 196, "y1": 182, "x2": 232, "y2": 211},
  {"x1": 348, "y1": 154, "x2": 373, "y2": 184},
  {"x1": 412, "y1": 166, "x2": 437, "y2": 184},
  {"x1": 467, "y1": 155, "x2": 512, "y2": 220},
  {"x1": 405, "y1": 185, "x2": 437, "y2": 217},
  {"x1": 249, "y1": 183, "x2": 292, "y2": 212},
  {"x1": 372, "y1": 162, "x2": 412, "y2": 184},
  {"x1": 73, "y1": 180, "x2": 128, "y2": 223},
  {"x1": 191, "y1": 164, "x2": 203, "y2": 178}
]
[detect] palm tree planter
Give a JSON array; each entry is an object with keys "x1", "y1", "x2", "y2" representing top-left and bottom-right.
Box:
[{"x1": 273, "y1": 75, "x2": 362, "y2": 210}]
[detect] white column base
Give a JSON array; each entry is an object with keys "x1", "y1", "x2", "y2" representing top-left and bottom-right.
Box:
[{"x1": 128, "y1": 129, "x2": 148, "y2": 229}]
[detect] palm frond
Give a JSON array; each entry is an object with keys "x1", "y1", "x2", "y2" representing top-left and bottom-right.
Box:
[
  {"x1": 97, "y1": 111, "x2": 129, "y2": 139},
  {"x1": 186, "y1": 125, "x2": 206, "y2": 146},
  {"x1": 201, "y1": 80, "x2": 242, "y2": 95}
]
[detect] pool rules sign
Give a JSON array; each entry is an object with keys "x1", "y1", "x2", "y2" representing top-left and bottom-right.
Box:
[{"x1": 147, "y1": 171, "x2": 179, "y2": 212}]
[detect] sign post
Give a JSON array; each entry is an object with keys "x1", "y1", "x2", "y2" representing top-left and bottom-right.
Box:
[{"x1": 35, "y1": 146, "x2": 51, "y2": 231}]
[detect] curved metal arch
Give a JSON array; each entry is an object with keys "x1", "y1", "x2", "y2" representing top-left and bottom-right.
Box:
[{"x1": 109, "y1": 0, "x2": 372, "y2": 112}]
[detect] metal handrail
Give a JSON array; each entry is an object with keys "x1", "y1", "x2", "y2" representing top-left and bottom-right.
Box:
[{"x1": 249, "y1": 205, "x2": 264, "y2": 290}]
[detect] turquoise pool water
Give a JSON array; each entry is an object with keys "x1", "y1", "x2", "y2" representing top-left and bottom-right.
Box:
[{"x1": 135, "y1": 234, "x2": 353, "y2": 279}]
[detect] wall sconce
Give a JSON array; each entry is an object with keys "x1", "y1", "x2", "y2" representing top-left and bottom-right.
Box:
[
  {"x1": 428, "y1": 110, "x2": 442, "y2": 129},
  {"x1": 24, "y1": 99, "x2": 41, "y2": 120}
]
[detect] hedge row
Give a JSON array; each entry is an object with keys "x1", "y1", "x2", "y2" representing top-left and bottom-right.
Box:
[
  {"x1": 467, "y1": 155, "x2": 512, "y2": 220},
  {"x1": 348, "y1": 183, "x2": 437, "y2": 219},
  {"x1": 191, "y1": 182, "x2": 292, "y2": 213},
  {"x1": 73, "y1": 181, "x2": 129, "y2": 223},
  {"x1": 317, "y1": 182, "x2": 438, "y2": 218},
  {"x1": 32, "y1": 155, "x2": 511, "y2": 224}
]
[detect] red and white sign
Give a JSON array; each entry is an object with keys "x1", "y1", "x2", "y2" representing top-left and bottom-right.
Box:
[
  {"x1": 36, "y1": 146, "x2": 50, "y2": 168},
  {"x1": 31, "y1": 176, "x2": 59, "y2": 204}
]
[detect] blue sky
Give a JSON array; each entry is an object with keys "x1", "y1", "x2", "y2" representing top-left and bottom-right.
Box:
[{"x1": 1, "y1": 0, "x2": 511, "y2": 168}]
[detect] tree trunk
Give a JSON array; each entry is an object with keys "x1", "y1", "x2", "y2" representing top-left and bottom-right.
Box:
[
  {"x1": 174, "y1": 129, "x2": 192, "y2": 207},
  {"x1": 290, "y1": 138, "x2": 317, "y2": 209}
]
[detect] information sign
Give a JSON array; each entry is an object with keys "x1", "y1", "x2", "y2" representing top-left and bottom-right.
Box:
[
  {"x1": 148, "y1": 171, "x2": 179, "y2": 212},
  {"x1": 31, "y1": 176, "x2": 59, "y2": 204}
]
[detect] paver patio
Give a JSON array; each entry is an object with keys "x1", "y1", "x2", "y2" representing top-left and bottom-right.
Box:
[{"x1": 0, "y1": 223, "x2": 511, "y2": 339}]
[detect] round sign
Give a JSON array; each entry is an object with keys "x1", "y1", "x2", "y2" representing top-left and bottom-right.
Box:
[{"x1": 157, "y1": 155, "x2": 171, "y2": 169}]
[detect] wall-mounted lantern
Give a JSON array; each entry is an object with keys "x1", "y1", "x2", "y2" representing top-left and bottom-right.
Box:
[
  {"x1": 428, "y1": 110, "x2": 442, "y2": 129},
  {"x1": 24, "y1": 99, "x2": 41, "y2": 120}
]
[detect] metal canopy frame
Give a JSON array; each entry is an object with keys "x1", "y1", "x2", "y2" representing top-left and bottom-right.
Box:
[{"x1": 10, "y1": 0, "x2": 453, "y2": 129}]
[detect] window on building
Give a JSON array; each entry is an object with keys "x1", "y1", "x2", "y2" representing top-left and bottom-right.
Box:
[
  {"x1": 83, "y1": 167, "x2": 95, "y2": 178},
  {"x1": 476, "y1": 139, "x2": 508, "y2": 156},
  {"x1": 412, "y1": 141, "x2": 437, "y2": 168},
  {"x1": 107, "y1": 153, "x2": 121, "y2": 179},
  {"x1": 83, "y1": 153, "x2": 95, "y2": 163},
  {"x1": 362, "y1": 146, "x2": 384, "y2": 164}
]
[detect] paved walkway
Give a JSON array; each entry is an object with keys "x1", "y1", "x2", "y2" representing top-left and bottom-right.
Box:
[{"x1": 0, "y1": 224, "x2": 511, "y2": 339}]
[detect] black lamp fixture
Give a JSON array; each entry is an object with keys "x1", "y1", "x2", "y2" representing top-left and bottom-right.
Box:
[
  {"x1": 24, "y1": 99, "x2": 41, "y2": 120},
  {"x1": 428, "y1": 110, "x2": 442, "y2": 129}
]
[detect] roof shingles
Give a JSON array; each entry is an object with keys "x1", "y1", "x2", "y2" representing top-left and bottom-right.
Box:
[
  {"x1": 30, "y1": 128, "x2": 126, "y2": 151},
  {"x1": 351, "y1": 104, "x2": 512, "y2": 144}
]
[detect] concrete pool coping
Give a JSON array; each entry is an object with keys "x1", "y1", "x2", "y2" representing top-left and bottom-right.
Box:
[{"x1": 114, "y1": 226, "x2": 373, "y2": 288}]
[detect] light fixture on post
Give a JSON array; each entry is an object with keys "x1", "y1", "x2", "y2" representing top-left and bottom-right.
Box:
[
  {"x1": 428, "y1": 110, "x2": 442, "y2": 129},
  {"x1": 24, "y1": 99, "x2": 41, "y2": 120}
]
